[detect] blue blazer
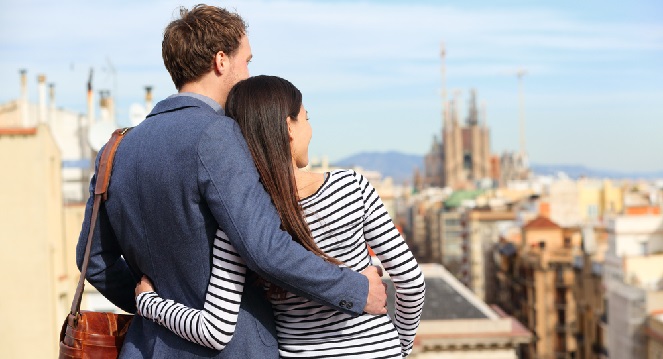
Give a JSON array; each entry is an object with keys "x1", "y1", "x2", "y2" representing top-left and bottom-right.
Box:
[{"x1": 76, "y1": 95, "x2": 368, "y2": 358}]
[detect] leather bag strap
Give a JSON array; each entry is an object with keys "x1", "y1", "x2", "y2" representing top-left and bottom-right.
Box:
[{"x1": 69, "y1": 127, "x2": 133, "y2": 318}]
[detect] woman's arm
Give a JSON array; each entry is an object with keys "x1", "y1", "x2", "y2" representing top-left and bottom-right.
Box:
[
  {"x1": 135, "y1": 230, "x2": 246, "y2": 350},
  {"x1": 353, "y1": 171, "x2": 426, "y2": 357}
]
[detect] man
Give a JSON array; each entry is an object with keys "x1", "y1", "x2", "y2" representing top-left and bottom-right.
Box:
[{"x1": 76, "y1": 4, "x2": 387, "y2": 358}]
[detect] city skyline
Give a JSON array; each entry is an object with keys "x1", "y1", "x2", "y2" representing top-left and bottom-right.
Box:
[{"x1": 1, "y1": 0, "x2": 661, "y2": 172}]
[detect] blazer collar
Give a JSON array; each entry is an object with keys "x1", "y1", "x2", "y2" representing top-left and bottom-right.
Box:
[{"x1": 146, "y1": 94, "x2": 225, "y2": 119}]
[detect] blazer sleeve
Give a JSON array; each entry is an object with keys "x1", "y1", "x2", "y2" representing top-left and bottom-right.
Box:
[
  {"x1": 197, "y1": 118, "x2": 367, "y2": 315},
  {"x1": 75, "y1": 147, "x2": 137, "y2": 313}
]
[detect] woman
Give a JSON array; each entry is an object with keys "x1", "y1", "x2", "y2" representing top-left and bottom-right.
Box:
[{"x1": 135, "y1": 75, "x2": 425, "y2": 358}]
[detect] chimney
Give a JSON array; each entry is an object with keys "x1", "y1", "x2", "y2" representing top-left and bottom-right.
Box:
[
  {"x1": 38, "y1": 74, "x2": 47, "y2": 124},
  {"x1": 49, "y1": 83, "x2": 55, "y2": 125},
  {"x1": 87, "y1": 68, "x2": 95, "y2": 127},
  {"x1": 144, "y1": 86, "x2": 153, "y2": 113},
  {"x1": 20, "y1": 69, "x2": 29, "y2": 127},
  {"x1": 99, "y1": 90, "x2": 108, "y2": 121},
  {"x1": 107, "y1": 91, "x2": 115, "y2": 123}
]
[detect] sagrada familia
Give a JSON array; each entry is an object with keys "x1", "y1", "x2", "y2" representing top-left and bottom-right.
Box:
[{"x1": 418, "y1": 44, "x2": 529, "y2": 190}]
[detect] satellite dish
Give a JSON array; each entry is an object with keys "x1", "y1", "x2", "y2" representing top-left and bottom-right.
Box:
[
  {"x1": 88, "y1": 121, "x2": 118, "y2": 152},
  {"x1": 129, "y1": 103, "x2": 147, "y2": 126}
]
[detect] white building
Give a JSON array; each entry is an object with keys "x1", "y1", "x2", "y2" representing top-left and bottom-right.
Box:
[{"x1": 603, "y1": 215, "x2": 663, "y2": 359}]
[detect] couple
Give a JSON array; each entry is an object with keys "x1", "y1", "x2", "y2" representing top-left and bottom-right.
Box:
[{"x1": 76, "y1": 4, "x2": 424, "y2": 358}]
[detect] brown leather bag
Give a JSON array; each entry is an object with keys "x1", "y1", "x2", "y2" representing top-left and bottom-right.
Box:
[{"x1": 59, "y1": 127, "x2": 134, "y2": 359}]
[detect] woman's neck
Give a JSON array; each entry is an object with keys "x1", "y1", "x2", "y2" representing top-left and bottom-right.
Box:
[{"x1": 294, "y1": 167, "x2": 325, "y2": 199}]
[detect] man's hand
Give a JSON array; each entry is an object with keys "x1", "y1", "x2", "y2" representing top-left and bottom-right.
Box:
[
  {"x1": 361, "y1": 265, "x2": 388, "y2": 315},
  {"x1": 135, "y1": 275, "x2": 155, "y2": 298}
]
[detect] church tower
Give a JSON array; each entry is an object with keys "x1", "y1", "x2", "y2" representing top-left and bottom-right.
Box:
[
  {"x1": 421, "y1": 43, "x2": 495, "y2": 190},
  {"x1": 441, "y1": 43, "x2": 463, "y2": 188},
  {"x1": 464, "y1": 89, "x2": 491, "y2": 182}
]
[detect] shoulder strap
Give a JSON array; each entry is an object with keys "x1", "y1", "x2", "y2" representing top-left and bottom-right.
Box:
[{"x1": 68, "y1": 127, "x2": 133, "y2": 321}]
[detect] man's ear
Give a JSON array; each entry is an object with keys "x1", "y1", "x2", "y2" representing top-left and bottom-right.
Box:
[{"x1": 213, "y1": 51, "x2": 227, "y2": 75}]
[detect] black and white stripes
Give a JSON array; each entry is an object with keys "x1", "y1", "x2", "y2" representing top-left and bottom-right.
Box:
[
  {"x1": 276, "y1": 170, "x2": 425, "y2": 357},
  {"x1": 136, "y1": 231, "x2": 246, "y2": 350},
  {"x1": 136, "y1": 169, "x2": 425, "y2": 357}
]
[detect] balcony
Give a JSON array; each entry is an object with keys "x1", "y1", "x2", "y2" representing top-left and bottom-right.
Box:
[
  {"x1": 575, "y1": 333, "x2": 584, "y2": 343},
  {"x1": 555, "y1": 278, "x2": 572, "y2": 288},
  {"x1": 555, "y1": 302, "x2": 567, "y2": 310},
  {"x1": 556, "y1": 323, "x2": 573, "y2": 333}
]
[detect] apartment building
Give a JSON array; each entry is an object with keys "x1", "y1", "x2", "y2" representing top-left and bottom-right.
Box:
[
  {"x1": 461, "y1": 208, "x2": 517, "y2": 301},
  {"x1": 603, "y1": 215, "x2": 663, "y2": 359},
  {"x1": 0, "y1": 124, "x2": 68, "y2": 357},
  {"x1": 572, "y1": 225, "x2": 609, "y2": 359},
  {"x1": 495, "y1": 215, "x2": 582, "y2": 359}
]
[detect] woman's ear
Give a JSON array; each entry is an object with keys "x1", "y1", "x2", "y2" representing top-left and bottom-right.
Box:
[{"x1": 286, "y1": 117, "x2": 294, "y2": 140}]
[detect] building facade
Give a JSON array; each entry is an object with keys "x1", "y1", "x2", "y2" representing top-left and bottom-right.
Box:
[
  {"x1": 572, "y1": 226, "x2": 609, "y2": 359},
  {"x1": 424, "y1": 89, "x2": 492, "y2": 189},
  {"x1": 495, "y1": 216, "x2": 581, "y2": 359},
  {"x1": 603, "y1": 215, "x2": 663, "y2": 359},
  {"x1": 461, "y1": 209, "x2": 517, "y2": 301},
  {"x1": 0, "y1": 125, "x2": 68, "y2": 357}
]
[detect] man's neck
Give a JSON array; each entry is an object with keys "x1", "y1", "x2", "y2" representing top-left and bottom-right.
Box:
[{"x1": 179, "y1": 76, "x2": 228, "y2": 108}]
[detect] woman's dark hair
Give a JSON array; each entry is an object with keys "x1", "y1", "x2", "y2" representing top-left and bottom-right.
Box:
[{"x1": 225, "y1": 75, "x2": 340, "y2": 295}]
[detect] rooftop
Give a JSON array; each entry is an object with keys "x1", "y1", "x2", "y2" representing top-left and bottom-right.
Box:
[
  {"x1": 524, "y1": 215, "x2": 560, "y2": 230},
  {"x1": 384, "y1": 263, "x2": 496, "y2": 320}
]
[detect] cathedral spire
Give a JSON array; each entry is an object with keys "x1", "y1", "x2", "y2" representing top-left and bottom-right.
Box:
[{"x1": 467, "y1": 88, "x2": 479, "y2": 126}]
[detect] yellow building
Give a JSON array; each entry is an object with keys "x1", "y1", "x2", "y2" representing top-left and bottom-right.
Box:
[
  {"x1": 600, "y1": 180, "x2": 623, "y2": 215},
  {"x1": 548, "y1": 179, "x2": 624, "y2": 228},
  {"x1": 0, "y1": 70, "x2": 124, "y2": 356},
  {"x1": 0, "y1": 125, "x2": 70, "y2": 358},
  {"x1": 496, "y1": 215, "x2": 581, "y2": 359}
]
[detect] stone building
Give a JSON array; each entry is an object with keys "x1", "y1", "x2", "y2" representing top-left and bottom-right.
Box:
[
  {"x1": 495, "y1": 216, "x2": 582, "y2": 358},
  {"x1": 572, "y1": 225, "x2": 609, "y2": 359}
]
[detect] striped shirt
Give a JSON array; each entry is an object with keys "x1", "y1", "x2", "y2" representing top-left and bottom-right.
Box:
[{"x1": 137, "y1": 169, "x2": 425, "y2": 357}]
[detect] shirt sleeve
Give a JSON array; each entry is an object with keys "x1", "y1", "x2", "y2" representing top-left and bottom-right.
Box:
[
  {"x1": 136, "y1": 229, "x2": 245, "y2": 350},
  {"x1": 352, "y1": 171, "x2": 426, "y2": 357}
]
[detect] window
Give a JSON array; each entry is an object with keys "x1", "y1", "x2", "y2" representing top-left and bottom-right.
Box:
[{"x1": 641, "y1": 241, "x2": 649, "y2": 255}]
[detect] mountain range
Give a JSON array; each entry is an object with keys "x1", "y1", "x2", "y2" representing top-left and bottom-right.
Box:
[{"x1": 333, "y1": 152, "x2": 663, "y2": 184}]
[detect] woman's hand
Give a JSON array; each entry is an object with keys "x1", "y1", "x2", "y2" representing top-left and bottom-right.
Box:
[{"x1": 135, "y1": 275, "x2": 155, "y2": 298}]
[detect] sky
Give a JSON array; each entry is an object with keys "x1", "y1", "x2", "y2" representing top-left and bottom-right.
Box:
[{"x1": 1, "y1": 0, "x2": 662, "y2": 173}]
